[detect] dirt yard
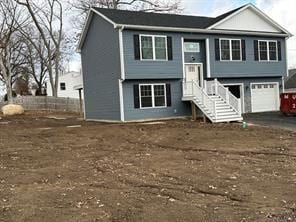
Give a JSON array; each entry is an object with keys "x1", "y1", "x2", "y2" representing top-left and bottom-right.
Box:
[{"x1": 0, "y1": 112, "x2": 296, "y2": 222}]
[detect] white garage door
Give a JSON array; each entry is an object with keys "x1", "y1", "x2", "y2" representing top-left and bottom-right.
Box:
[{"x1": 251, "y1": 83, "x2": 279, "y2": 112}]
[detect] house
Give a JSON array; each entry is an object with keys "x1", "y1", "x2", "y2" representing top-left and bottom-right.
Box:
[
  {"x1": 77, "y1": 4, "x2": 292, "y2": 122},
  {"x1": 46, "y1": 71, "x2": 83, "y2": 99},
  {"x1": 285, "y1": 69, "x2": 296, "y2": 92}
]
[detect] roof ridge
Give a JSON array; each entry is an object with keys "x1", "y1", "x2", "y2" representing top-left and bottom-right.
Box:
[{"x1": 92, "y1": 7, "x2": 215, "y2": 19}]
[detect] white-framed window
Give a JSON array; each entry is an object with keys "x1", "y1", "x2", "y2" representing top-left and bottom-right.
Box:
[
  {"x1": 258, "y1": 40, "x2": 278, "y2": 61},
  {"x1": 140, "y1": 35, "x2": 167, "y2": 61},
  {"x1": 139, "y1": 84, "x2": 166, "y2": 108},
  {"x1": 220, "y1": 39, "x2": 242, "y2": 61},
  {"x1": 184, "y1": 42, "x2": 200, "y2": 52}
]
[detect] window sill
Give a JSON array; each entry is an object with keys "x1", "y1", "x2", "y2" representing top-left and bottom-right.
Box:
[
  {"x1": 139, "y1": 106, "x2": 167, "y2": 110},
  {"x1": 140, "y1": 59, "x2": 169, "y2": 62}
]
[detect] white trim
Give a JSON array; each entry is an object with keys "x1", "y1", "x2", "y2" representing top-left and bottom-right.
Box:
[
  {"x1": 139, "y1": 83, "x2": 167, "y2": 109},
  {"x1": 79, "y1": 55, "x2": 86, "y2": 119},
  {"x1": 285, "y1": 37, "x2": 289, "y2": 77},
  {"x1": 282, "y1": 77, "x2": 285, "y2": 93},
  {"x1": 183, "y1": 42, "x2": 200, "y2": 52},
  {"x1": 91, "y1": 8, "x2": 117, "y2": 27},
  {"x1": 184, "y1": 63, "x2": 204, "y2": 87},
  {"x1": 222, "y1": 83, "x2": 245, "y2": 113},
  {"x1": 258, "y1": 40, "x2": 278, "y2": 62},
  {"x1": 139, "y1": 34, "x2": 168, "y2": 61},
  {"x1": 250, "y1": 81, "x2": 280, "y2": 113},
  {"x1": 207, "y1": 4, "x2": 292, "y2": 37},
  {"x1": 116, "y1": 24, "x2": 290, "y2": 37},
  {"x1": 118, "y1": 27, "x2": 125, "y2": 80},
  {"x1": 219, "y1": 38, "x2": 242, "y2": 61},
  {"x1": 207, "y1": 4, "x2": 251, "y2": 29},
  {"x1": 181, "y1": 37, "x2": 185, "y2": 79},
  {"x1": 206, "y1": 38, "x2": 211, "y2": 78},
  {"x1": 77, "y1": 10, "x2": 93, "y2": 52},
  {"x1": 85, "y1": 116, "x2": 189, "y2": 123},
  {"x1": 118, "y1": 79, "x2": 125, "y2": 121},
  {"x1": 77, "y1": 9, "x2": 118, "y2": 52}
]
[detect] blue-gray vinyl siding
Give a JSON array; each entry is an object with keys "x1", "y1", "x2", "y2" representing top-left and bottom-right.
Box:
[
  {"x1": 81, "y1": 15, "x2": 121, "y2": 120},
  {"x1": 123, "y1": 80, "x2": 191, "y2": 121},
  {"x1": 210, "y1": 37, "x2": 286, "y2": 78},
  {"x1": 122, "y1": 30, "x2": 287, "y2": 79}
]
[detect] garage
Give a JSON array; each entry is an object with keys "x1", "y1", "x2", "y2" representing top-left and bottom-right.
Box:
[{"x1": 251, "y1": 83, "x2": 279, "y2": 112}]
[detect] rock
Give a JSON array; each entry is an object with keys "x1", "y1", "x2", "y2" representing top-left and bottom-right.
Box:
[{"x1": 1, "y1": 104, "x2": 24, "y2": 116}]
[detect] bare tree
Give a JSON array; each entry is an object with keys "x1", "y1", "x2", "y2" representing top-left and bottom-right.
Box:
[
  {"x1": 21, "y1": 29, "x2": 48, "y2": 95},
  {"x1": 16, "y1": 0, "x2": 64, "y2": 97},
  {"x1": 69, "y1": 0, "x2": 182, "y2": 30},
  {"x1": 0, "y1": 0, "x2": 27, "y2": 103}
]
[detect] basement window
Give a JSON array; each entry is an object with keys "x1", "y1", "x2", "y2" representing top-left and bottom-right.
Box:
[{"x1": 139, "y1": 84, "x2": 166, "y2": 108}]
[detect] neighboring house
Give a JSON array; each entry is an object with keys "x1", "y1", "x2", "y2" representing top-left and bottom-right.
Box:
[
  {"x1": 78, "y1": 3, "x2": 292, "y2": 122},
  {"x1": 285, "y1": 69, "x2": 296, "y2": 92},
  {"x1": 47, "y1": 71, "x2": 83, "y2": 99}
]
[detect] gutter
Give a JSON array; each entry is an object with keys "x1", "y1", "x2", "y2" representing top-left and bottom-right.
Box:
[{"x1": 114, "y1": 24, "x2": 291, "y2": 38}]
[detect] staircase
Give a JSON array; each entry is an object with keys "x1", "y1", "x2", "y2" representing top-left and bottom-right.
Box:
[{"x1": 182, "y1": 79, "x2": 243, "y2": 123}]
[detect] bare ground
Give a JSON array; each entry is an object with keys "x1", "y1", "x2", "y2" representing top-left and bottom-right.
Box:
[{"x1": 0, "y1": 111, "x2": 296, "y2": 222}]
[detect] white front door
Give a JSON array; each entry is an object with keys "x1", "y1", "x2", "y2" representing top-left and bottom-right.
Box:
[
  {"x1": 185, "y1": 64, "x2": 203, "y2": 87},
  {"x1": 251, "y1": 83, "x2": 279, "y2": 112}
]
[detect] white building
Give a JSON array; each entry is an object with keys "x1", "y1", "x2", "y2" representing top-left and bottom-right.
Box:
[{"x1": 47, "y1": 71, "x2": 83, "y2": 99}]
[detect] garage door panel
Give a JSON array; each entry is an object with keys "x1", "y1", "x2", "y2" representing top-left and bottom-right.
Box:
[{"x1": 251, "y1": 83, "x2": 279, "y2": 112}]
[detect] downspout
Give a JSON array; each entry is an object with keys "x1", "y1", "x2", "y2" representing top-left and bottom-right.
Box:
[{"x1": 118, "y1": 26, "x2": 125, "y2": 121}]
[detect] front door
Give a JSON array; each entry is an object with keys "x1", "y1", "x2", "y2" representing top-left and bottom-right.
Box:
[{"x1": 185, "y1": 64, "x2": 203, "y2": 87}]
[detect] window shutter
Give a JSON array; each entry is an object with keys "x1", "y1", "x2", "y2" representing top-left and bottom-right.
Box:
[
  {"x1": 254, "y1": 40, "x2": 259, "y2": 61},
  {"x1": 167, "y1": 36, "x2": 173, "y2": 60},
  {"x1": 166, "y1": 83, "x2": 171, "y2": 107},
  {"x1": 133, "y1": 84, "x2": 140, "y2": 108},
  {"x1": 277, "y1": 41, "x2": 282, "y2": 61},
  {"x1": 133, "y1": 35, "x2": 140, "y2": 60},
  {"x1": 215, "y1": 39, "x2": 220, "y2": 61},
  {"x1": 241, "y1": 40, "x2": 246, "y2": 61}
]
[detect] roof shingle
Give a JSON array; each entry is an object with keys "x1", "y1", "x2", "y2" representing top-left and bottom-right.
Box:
[{"x1": 93, "y1": 5, "x2": 246, "y2": 29}]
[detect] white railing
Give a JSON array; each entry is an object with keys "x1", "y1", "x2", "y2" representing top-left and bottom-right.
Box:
[
  {"x1": 206, "y1": 79, "x2": 241, "y2": 116},
  {"x1": 183, "y1": 80, "x2": 217, "y2": 120}
]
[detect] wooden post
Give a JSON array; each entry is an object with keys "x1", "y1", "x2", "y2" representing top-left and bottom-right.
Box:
[
  {"x1": 78, "y1": 89, "x2": 83, "y2": 117},
  {"x1": 191, "y1": 101, "x2": 197, "y2": 120},
  {"x1": 203, "y1": 114, "x2": 207, "y2": 123}
]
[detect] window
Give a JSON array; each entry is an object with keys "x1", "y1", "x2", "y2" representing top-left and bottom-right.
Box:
[
  {"x1": 269, "y1": 41, "x2": 277, "y2": 61},
  {"x1": 60, "y1": 82, "x2": 66, "y2": 90},
  {"x1": 184, "y1": 42, "x2": 200, "y2": 52},
  {"x1": 139, "y1": 84, "x2": 166, "y2": 108},
  {"x1": 231, "y1": 40, "x2": 241, "y2": 60},
  {"x1": 140, "y1": 35, "x2": 167, "y2": 60},
  {"x1": 259, "y1": 40, "x2": 278, "y2": 61},
  {"x1": 141, "y1": 36, "x2": 153, "y2": 60},
  {"x1": 220, "y1": 39, "x2": 242, "y2": 61},
  {"x1": 155, "y1": 37, "x2": 167, "y2": 60}
]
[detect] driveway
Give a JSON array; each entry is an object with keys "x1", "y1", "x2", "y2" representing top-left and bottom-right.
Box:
[{"x1": 244, "y1": 112, "x2": 296, "y2": 132}]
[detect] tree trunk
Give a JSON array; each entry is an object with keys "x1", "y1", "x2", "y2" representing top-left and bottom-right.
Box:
[{"x1": 5, "y1": 78, "x2": 13, "y2": 104}]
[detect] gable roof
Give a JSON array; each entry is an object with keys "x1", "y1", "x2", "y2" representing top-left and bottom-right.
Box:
[
  {"x1": 77, "y1": 4, "x2": 292, "y2": 51},
  {"x1": 92, "y1": 5, "x2": 244, "y2": 30},
  {"x1": 207, "y1": 4, "x2": 291, "y2": 35}
]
